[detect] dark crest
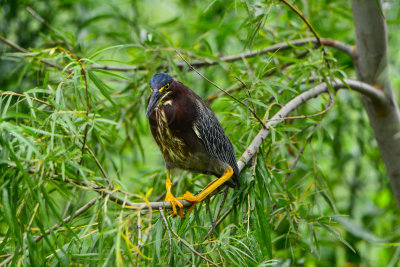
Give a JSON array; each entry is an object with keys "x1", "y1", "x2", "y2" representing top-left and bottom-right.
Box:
[{"x1": 149, "y1": 73, "x2": 173, "y2": 90}]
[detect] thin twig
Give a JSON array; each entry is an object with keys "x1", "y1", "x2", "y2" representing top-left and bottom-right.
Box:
[
  {"x1": 204, "y1": 199, "x2": 216, "y2": 239},
  {"x1": 175, "y1": 38, "x2": 354, "y2": 69},
  {"x1": 216, "y1": 247, "x2": 226, "y2": 267},
  {"x1": 175, "y1": 49, "x2": 267, "y2": 129},
  {"x1": 234, "y1": 76, "x2": 257, "y2": 115},
  {"x1": 135, "y1": 213, "x2": 143, "y2": 266},
  {"x1": 0, "y1": 91, "x2": 53, "y2": 107},
  {"x1": 26, "y1": 7, "x2": 74, "y2": 52},
  {"x1": 0, "y1": 35, "x2": 66, "y2": 71},
  {"x1": 214, "y1": 207, "x2": 233, "y2": 229},
  {"x1": 279, "y1": 0, "x2": 331, "y2": 69},
  {"x1": 159, "y1": 207, "x2": 172, "y2": 267},
  {"x1": 86, "y1": 65, "x2": 138, "y2": 71},
  {"x1": 206, "y1": 207, "x2": 233, "y2": 239},
  {"x1": 86, "y1": 146, "x2": 114, "y2": 189},
  {"x1": 0, "y1": 36, "x2": 353, "y2": 73},
  {"x1": 137, "y1": 213, "x2": 142, "y2": 250},
  {"x1": 80, "y1": 73, "x2": 90, "y2": 164},
  {"x1": 284, "y1": 123, "x2": 319, "y2": 188},
  {"x1": 204, "y1": 187, "x2": 229, "y2": 240},
  {"x1": 205, "y1": 84, "x2": 245, "y2": 103},
  {"x1": 50, "y1": 175, "x2": 188, "y2": 209},
  {"x1": 56, "y1": 47, "x2": 91, "y2": 167},
  {"x1": 215, "y1": 187, "x2": 228, "y2": 223},
  {"x1": 167, "y1": 219, "x2": 219, "y2": 266},
  {"x1": 247, "y1": 193, "x2": 251, "y2": 237},
  {"x1": 0, "y1": 36, "x2": 28, "y2": 53},
  {"x1": 35, "y1": 197, "x2": 99, "y2": 242},
  {"x1": 26, "y1": 7, "x2": 64, "y2": 38}
]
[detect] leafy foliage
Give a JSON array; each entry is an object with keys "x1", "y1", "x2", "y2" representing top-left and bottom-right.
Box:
[{"x1": 1, "y1": 0, "x2": 400, "y2": 266}]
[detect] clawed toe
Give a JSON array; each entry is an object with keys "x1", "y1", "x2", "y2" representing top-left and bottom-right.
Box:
[
  {"x1": 164, "y1": 191, "x2": 202, "y2": 217},
  {"x1": 164, "y1": 192, "x2": 184, "y2": 218},
  {"x1": 177, "y1": 191, "x2": 200, "y2": 213}
]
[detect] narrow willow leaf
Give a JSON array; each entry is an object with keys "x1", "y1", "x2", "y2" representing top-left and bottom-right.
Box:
[{"x1": 88, "y1": 70, "x2": 116, "y2": 107}]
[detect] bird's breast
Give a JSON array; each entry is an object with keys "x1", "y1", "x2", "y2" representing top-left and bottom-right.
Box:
[{"x1": 154, "y1": 106, "x2": 188, "y2": 164}]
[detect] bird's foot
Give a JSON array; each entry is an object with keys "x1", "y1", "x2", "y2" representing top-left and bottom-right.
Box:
[
  {"x1": 177, "y1": 191, "x2": 200, "y2": 214},
  {"x1": 165, "y1": 192, "x2": 184, "y2": 218}
]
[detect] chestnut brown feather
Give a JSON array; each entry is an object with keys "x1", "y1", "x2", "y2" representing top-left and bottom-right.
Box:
[{"x1": 147, "y1": 79, "x2": 239, "y2": 188}]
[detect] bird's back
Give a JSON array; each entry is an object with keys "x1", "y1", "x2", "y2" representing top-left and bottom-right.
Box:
[{"x1": 190, "y1": 91, "x2": 240, "y2": 188}]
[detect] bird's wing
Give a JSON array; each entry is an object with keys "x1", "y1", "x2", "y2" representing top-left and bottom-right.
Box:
[{"x1": 193, "y1": 101, "x2": 239, "y2": 186}]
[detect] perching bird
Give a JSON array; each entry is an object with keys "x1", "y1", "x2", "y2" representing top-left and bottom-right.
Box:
[{"x1": 146, "y1": 72, "x2": 239, "y2": 217}]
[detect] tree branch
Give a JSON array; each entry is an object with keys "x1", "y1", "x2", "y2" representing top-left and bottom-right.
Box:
[
  {"x1": 284, "y1": 123, "x2": 319, "y2": 188},
  {"x1": 0, "y1": 36, "x2": 353, "y2": 72},
  {"x1": 26, "y1": 7, "x2": 74, "y2": 52},
  {"x1": 0, "y1": 36, "x2": 66, "y2": 72},
  {"x1": 352, "y1": 0, "x2": 400, "y2": 208},
  {"x1": 165, "y1": 211, "x2": 219, "y2": 267},
  {"x1": 175, "y1": 50, "x2": 267, "y2": 129},
  {"x1": 159, "y1": 207, "x2": 173, "y2": 267},
  {"x1": 175, "y1": 38, "x2": 354, "y2": 69},
  {"x1": 86, "y1": 65, "x2": 138, "y2": 71},
  {"x1": 0, "y1": 36, "x2": 28, "y2": 53},
  {"x1": 237, "y1": 78, "x2": 387, "y2": 170},
  {"x1": 279, "y1": 0, "x2": 331, "y2": 68}
]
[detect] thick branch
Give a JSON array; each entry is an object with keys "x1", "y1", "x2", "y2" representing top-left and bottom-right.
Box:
[{"x1": 238, "y1": 78, "x2": 387, "y2": 169}]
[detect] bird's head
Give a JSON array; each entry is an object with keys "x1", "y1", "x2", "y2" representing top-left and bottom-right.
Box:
[{"x1": 146, "y1": 72, "x2": 174, "y2": 118}]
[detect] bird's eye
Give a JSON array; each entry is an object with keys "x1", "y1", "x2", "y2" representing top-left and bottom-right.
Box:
[{"x1": 165, "y1": 84, "x2": 169, "y2": 90}]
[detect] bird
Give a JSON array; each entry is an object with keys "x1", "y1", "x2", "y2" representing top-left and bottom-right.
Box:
[{"x1": 146, "y1": 72, "x2": 239, "y2": 218}]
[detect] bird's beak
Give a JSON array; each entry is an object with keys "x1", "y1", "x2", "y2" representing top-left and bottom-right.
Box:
[{"x1": 146, "y1": 90, "x2": 163, "y2": 118}]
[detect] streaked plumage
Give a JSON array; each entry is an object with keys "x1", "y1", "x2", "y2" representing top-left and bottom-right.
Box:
[{"x1": 146, "y1": 72, "x2": 239, "y2": 216}]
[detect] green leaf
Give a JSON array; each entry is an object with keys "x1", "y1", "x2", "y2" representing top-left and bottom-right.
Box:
[{"x1": 88, "y1": 70, "x2": 116, "y2": 107}]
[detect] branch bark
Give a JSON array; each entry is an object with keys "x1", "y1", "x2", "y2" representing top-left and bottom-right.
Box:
[
  {"x1": 237, "y1": 78, "x2": 387, "y2": 170},
  {"x1": 352, "y1": 0, "x2": 400, "y2": 208}
]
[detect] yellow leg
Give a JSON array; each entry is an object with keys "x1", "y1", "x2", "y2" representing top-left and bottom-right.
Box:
[
  {"x1": 177, "y1": 166, "x2": 233, "y2": 213},
  {"x1": 164, "y1": 169, "x2": 184, "y2": 218}
]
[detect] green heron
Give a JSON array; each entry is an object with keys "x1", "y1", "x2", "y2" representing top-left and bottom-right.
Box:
[{"x1": 146, "y1": 73, "x2": 239, "y2": 217}]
